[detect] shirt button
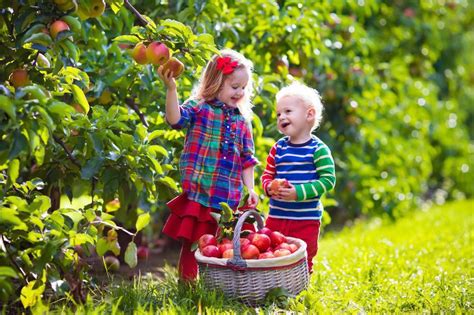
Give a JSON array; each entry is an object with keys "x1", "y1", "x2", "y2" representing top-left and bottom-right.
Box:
[
  {"x1": 225, "y1": 141, "x2": 228, "y2": 143},
  {"x1": 223, "y1": 157, "x2": 227, "y2": 160}
]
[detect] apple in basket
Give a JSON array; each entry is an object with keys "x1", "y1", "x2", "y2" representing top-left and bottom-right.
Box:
[
  {"x1": 240, "y1": 238, "x2": 251, "y2": 249},
  {"x1": 270, "y1": 231, "x2": 287, "y2": 247},
  {"x1": 273, "y1": 249, "x2": 292, "y2": 257},
  {"x1": 198, "y1": 234, "x2": 217, "y2": 251},
  {"x1": 258, "y1": 227, "x2": 273, "y2": 237},
  {"x1": 288, "y1": 243, "x2": 298, "y2": 253},
  {"x1": 218, "y1": 242, "x2": 233, "y2": 255},
  {"x1": 202, "y1": 245, "x2": 221, "y2": 258},
  {"x1": 222, "y1": 248, "x2": 234, "y2": 259},
  {"x1": 241, "y1": 244, "x2": 260, "y2": 259},
  {"x1": 274, "y1": 242, "x2": 292, "y2": 252},
  {"x1": 258, "y1": 251, "x2": 275, "y2": 259},
  {"x1": 250, "y1": 233, "x2": 271, "y2": 252}
]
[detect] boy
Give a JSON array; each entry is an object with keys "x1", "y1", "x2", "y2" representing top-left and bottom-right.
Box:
[{"x1": 261, "y1": 82, "x2": 336, "y2": 272}]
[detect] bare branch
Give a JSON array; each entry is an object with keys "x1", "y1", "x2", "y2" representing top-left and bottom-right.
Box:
[
  {"x1": 125, "y1": 97, "x2": 148, "y2": 127},
  {"x1": 123, "y1": 0, "x2": 149, "y2": 27},
  {"x1": 53, "y1": 135, "x2": 81, "y2": 168}
]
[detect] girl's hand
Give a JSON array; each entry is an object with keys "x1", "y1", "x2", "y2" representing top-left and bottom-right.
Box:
[
  {"x1": 277, "y1": 183, "x2": 297, "y2": 201},
  {"x1": 157, "y1": 65, "x2": 176, "y2": 89},
  {"x1": 246, "y1": 189, "x2": 259, "y2": 208}
]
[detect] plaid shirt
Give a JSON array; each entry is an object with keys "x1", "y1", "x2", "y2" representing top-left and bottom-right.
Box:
[{"x1": 169, "y1": 99, "x2": 258, "y2": 210}]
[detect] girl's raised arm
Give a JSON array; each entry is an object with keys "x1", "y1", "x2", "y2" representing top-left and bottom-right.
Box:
[{"x1": 157, "y1": 65, "x2": 181, "y2": 125}]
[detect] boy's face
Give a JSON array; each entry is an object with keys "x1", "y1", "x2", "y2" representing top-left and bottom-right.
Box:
[
  {"x1": 217, "y1": 68, "x2": 249, "y2": 108},
  {"x1": 276, "y1": 96, "x2": 314, "y2": 141}
]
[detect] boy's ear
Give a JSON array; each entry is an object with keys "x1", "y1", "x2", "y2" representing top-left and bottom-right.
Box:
[{"x1": 307, "y1": 108, "x2": 315, "y2": 121}]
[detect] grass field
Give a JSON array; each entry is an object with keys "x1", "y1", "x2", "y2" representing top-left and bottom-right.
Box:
[{"x1": 49, "y1": 200, "x2": 473, "y2": 314}]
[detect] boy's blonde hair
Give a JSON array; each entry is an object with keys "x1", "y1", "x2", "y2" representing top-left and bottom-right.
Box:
[
  {"x1": 276, "y1": 82, "x2": 324, "y2": 130},
  {"x1": 193, "y1": 49, "x2": 254, "y2": 121}
]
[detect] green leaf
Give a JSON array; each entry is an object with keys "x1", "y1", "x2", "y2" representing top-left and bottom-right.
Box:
[
  {"x1": 8, "y1": 130, "x2": 28, "y2": 159},
  {"x1": 47, "y1": 101, "x2": 76, "y2": 117},
  {"x1": 158, "y1": 176, "x2": 178, "y2": 191},
  {"x1": 219, "y1": 202, "x2": 234, "y2": 223},
  {"x1": 135, "y1": 213, "x2": 150, "y2": 232},
  {"x1": 96, "y1": 238, "x2": 108, "y2": 256},
  {"x1": 7, "y1": 159, "x2": 20, "y2": 185},
  {"x1": 110, "y1": 0, "x2": 124, "y2": 14},
  {"x1": 81, "y1": 156, "x2": 104, "y2": 180},
  {"x1": 148, "y1": 145, "x2": 168, "y2": 158},
  {"x1": 0, "y1": 96, "x2": 16, "y2": 121},
  {"x1": 20, "y1": 280, "x2": 45, "y2": 308},
  {"x1": 113, "y1": 35, "x2": 140, "y2": 45},
  {"x1": 124, "y1": 242, "x2": 137, "y2": 268},
  {"x1": 0, "y1": 267, "x2": 17, "y2": 278},
  {"x1": 71, "y1": 84, "x2": 90, "y2": 114},
  {"x1": 29, "y1": 196, "x2": 51, "y2": 213},
  {"x1": 197, "y1": 33, "x2": 215, "y2": 45}
]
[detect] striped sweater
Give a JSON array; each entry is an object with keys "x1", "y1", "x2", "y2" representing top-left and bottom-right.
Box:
[{"x1": 261, "y1": 136, "x2": 336, "y2": 220}]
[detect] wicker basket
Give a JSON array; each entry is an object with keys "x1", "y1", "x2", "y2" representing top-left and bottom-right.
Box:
[{"x1": 195, "y1": 210, "x2": 309, "y2": 306}]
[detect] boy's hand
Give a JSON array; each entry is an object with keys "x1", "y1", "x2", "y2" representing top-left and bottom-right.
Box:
[
  {"x1": 246, "y1": 189, "x2": 259, "y2": 208},
  {"x1": 276, "y1": 183, "x2": 297, "y2": 201},
  {"x1": 157, "y1": 65, "x2": 176, "y2": 89}
]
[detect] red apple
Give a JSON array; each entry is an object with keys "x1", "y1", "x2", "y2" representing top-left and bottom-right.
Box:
[
  {"x1": 161, "y1": 57, "x2": 184, "y2": 78},
  {"x1": 273, "y1": 249, "x2": 291, "y2": 257},
  {"x1": 50, "y1": 20, "x2": 70, "y2": 39},
  {"x1": 288, "y1": 243, "x2": 298, "y2": 253},
  {"x1": 258, "y1": 252, "x2": 275, "y2": 259},
  {"x1": 222, "y1": 248, "x2": 233, "y2": 259},
  {"x1": 258, "y1": 227, "x2": 273, "y2": 237},
  {"x1": 241, "y1": 244, "x2": 260, "y2": 260},
  {"x1": 239, "y1": 238, "x2": 251, "y2": 250},
  {"x1": 146, "y1": 41, "x2": 170, "y2": 65},
  {"x1": 131, "y1": 42, "x2": 148, "y2": 64},
  {"x1": 220, "y1": 238, "x2": 232, "y2": 244},
  {"x1": 251, "y1": 233, "x2": 271, "y2": 252},
  {"x1": 270, "y1": 231, "x2": 287, "y2": 247},
  {"x1": 137, "y1": 246, "x2": 149, "y2": 260},
  {"x1": 218, "y1": 243, "x2": 233, "y2": 255},
  {"x1": 247, "y1": 232, "x2": 257, "y2": 242},
  {"x1": 198, "y1": 234, "x2": 217, "y2": 251},
  {"x1": 269, "y1": 178, "x2": 290, "y2": 192},
  {"x1": 9, "y1": 69, "x2": 29, "y2": 88},
  {"x1": 202, "y1": 245, "x2": 221, "y2": 258},
  {"x1": 275, "y1": 242, "x2": 292, "y2": 252}
]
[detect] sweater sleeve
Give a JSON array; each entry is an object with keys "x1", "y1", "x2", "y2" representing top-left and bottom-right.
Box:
[
  {"x1": 294, "y1": 144, "x2": 336, "y2": 200},
  {"x1": 261, "y1": 144, "x2": 277, "y2": 195}
]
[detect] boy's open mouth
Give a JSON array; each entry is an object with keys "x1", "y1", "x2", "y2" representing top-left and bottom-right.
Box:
[{"x1": 281, "y1": 122, "x2": 290, "y2": 128}]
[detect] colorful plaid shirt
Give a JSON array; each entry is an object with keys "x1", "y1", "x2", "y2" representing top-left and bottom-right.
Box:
[{"x1": 169, "y1": 99, "x2": 258, "y2": 210}]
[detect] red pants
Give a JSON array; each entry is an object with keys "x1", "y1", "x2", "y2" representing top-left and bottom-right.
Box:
[{"x1": 265, "y1": 217, "x2": 321, "y2": 272}]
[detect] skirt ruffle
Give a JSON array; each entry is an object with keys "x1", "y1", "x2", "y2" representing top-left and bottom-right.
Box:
[{"x1": 162, "y1": 193, "x2": 218, "y2": 243}]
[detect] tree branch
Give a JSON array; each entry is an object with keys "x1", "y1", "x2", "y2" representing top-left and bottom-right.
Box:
[
  {"x1": 124, "y1": 0, "x2": 149, "y2": 27},
  {"x1": 53, "y1": 135, "x2": 81, "y2": 168},
  {"x1": 125, "y1": 97, "x2": 148, "y2": 127}
]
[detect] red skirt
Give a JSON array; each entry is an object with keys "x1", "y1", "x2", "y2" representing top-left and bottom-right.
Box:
[{"x1": 162, "y1": 193, "x2": 218, "y2": 243}]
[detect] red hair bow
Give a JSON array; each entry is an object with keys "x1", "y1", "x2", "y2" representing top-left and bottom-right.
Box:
[{"x1": 216, "y1": 56, "x2": 239, "y2": 75}]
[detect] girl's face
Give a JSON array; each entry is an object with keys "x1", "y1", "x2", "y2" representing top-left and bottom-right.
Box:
[{"x1": 217, "y1": 68, "x2": 249, "y2": 108}]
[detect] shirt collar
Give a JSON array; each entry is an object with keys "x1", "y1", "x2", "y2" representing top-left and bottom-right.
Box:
[{"x1": 209, "y1": 99, "x2": 241, "y2": 114}]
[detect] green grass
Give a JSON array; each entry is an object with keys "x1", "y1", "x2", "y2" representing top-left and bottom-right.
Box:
[{"x1": 47, "y1": 200, "x2": 473, "y2": 314}]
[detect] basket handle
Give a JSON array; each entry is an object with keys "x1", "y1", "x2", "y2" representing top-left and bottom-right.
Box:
[{"x1": 227, "y1": 209, "x2": 264, "y2": 269}]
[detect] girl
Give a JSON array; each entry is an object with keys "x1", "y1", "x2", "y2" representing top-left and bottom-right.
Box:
[{"x1": 157, "y1": 50, "x2": 259, "y2": 281}]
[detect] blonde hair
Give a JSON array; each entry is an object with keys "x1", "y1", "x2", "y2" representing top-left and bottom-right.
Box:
[
  {"x1": 192, "y1": 49, "x2": 254, "y2": 121},
  {"x1": 276, "y1": 82, "x2": 324, "y2": 130}
]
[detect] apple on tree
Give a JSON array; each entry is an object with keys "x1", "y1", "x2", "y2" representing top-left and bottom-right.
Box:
[
  {"x1": 49, "y1": 20, "x2": 70, "y2": 39},
  {"x1": 146, "y1": 41, "x2": 170, "y2": 65},
  {"x1": 131, "y1": 42, "x2": 148, "y2": 65},
  {"x1": 9, "y1": 69, "x2": 29, "y2": 88},
  {"x1": 161, "y1": 57, "x2": 184, "y2": 78}
]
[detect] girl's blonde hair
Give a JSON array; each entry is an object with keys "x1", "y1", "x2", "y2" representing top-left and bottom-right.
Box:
[
  {"x1": 192, "y1": 49, "x2": 254, "y2": 121},
  {"x1": 276, "y1": 82, "x2": 324, "y2": 130}
]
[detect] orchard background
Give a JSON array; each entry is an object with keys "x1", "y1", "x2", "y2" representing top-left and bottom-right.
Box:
[{"x1": 0, "y1": 0, "x2": 472, "y2": 311}]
